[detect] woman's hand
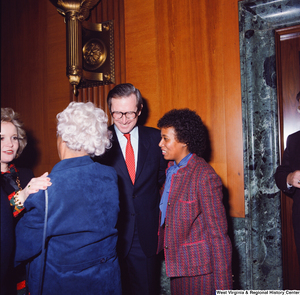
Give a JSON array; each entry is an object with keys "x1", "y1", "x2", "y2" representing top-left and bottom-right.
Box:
[{"x1": 18, "y1": 172, "x2": 52, "y2": 205}]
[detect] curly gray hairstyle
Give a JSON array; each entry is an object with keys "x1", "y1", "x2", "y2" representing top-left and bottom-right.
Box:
[
  {"x1": 56, "y1": 102, "x2": 111, "y2": 157},
  {"x1": 1, "y1": 107, "x2": 27, "y2": 157}
]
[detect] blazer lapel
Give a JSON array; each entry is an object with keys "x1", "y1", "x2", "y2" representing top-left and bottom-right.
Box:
[
  {"x1": 135, "y1": 127, "x2": 150, "y2": 182},
  {"x1": 110, "y1": 126, "x2": 131, "y2": 181}
]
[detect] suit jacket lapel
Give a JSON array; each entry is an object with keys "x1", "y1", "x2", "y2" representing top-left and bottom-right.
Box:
[
  {"x1": 136, "y1": 126, "x2": 150, "y2": 182},
  {"x1": 110, "y1": 126, "x2": 131, "y2": 181}
]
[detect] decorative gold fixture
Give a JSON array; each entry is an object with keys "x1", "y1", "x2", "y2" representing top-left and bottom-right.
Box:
[
  {"x1": 49, "y1": 0, "x2": 102, "y2": 94},
  {"x1": 80, "y1": 20, "x2": 115, "y2": 88}
]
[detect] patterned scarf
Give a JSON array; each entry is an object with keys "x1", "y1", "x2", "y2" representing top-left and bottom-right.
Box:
[{"x1": 1, "y1": 163, "x2": 20, "y2": 192}]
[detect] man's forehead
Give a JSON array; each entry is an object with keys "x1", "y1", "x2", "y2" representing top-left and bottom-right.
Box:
[
  {"x1": 112, "y1": 93, "x2": 136, "y2": 100},
  {"x1": 111, "y1": 95, "x2": 137, "y2": 107}
]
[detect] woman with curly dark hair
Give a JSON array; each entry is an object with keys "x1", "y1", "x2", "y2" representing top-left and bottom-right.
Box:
[{"x1": 157, "y1": 108, "x2": 232, "y2": 295}]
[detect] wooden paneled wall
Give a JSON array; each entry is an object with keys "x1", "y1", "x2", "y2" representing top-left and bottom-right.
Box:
[
  {"x1": 123, "y1": 0, "x2": 244, "y2": 217},
  {"x1": 1, "y1": 0, "x2": 244, "y2": 217},
  {"x1": 1, "y1": 0, "x2": 70, "y2": 176}
]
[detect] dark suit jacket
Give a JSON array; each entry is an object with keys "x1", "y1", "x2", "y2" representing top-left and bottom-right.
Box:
[
  {"x1": 157, "y1": 155, "x2": 232, "y2": 290},
  {"x1": 275, "y1": 130, "x2": 300, "y2": 260},
  {"x1": 98, "y1": 125, "x2": 167, "y2": 258},
  {"x1": 15, "y1": 156, "x2": 121, "y2": 295},
  {"x1": 275, "y1": 130, "x2": 300, "y2": 205},
  {"x1": 1, "y1": 187, "x2": 15, "y2": 294}
]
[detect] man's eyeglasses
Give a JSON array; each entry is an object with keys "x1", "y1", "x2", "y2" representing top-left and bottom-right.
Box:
[{"x1": 111, "y1": 111, "x2": 138, "y2": 120}]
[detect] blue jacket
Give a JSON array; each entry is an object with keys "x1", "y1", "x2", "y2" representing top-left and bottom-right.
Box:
[{"x1": 15, "y1": 156, "x2": 121, "y2": 295}]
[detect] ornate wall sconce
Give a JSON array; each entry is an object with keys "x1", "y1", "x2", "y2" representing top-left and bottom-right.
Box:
[
  {"x1": 80, "y1": 20, "x2": 115, "y2": 89},
  {"x1": 50, "y1": 0, "x2": 115, "y2": 94}
]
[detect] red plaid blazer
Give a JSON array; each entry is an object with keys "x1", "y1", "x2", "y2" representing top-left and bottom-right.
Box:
[{"x1": 157, "y1": 154, "x2": 232, "y2": 290}]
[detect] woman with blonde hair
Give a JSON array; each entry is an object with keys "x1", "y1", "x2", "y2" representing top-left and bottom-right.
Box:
[{"x1": 1, "y1": 107, "x2": 51, "y2": 294}]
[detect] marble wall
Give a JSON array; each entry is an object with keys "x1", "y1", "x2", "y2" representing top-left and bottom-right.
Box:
[{"x1": 236, "y1": 0, "x2": 300, "y2": 289}]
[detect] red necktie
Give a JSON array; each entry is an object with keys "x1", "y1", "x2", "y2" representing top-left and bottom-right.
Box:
[{"x1": 124, "y1": 133, "x2": 135, "y2": 184}]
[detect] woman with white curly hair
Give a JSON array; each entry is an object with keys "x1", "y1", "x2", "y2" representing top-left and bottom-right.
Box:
[{"x1": 15, "y1": 102, "x2": 121, "y2": 295}]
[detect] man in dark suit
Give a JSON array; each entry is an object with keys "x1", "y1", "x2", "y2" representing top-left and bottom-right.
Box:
[
  {"x1": 275, "y1": 91, "x2": 300, "y2": 267},
  {"x1": 98, "y1": 83, "x2": 167, "y2": 295},
  {"x1": 275, "y1": 130, "x2": 300, "y2": 266}
]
